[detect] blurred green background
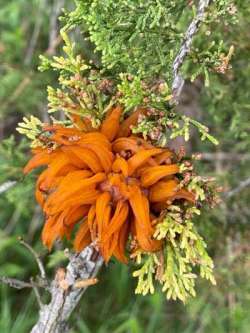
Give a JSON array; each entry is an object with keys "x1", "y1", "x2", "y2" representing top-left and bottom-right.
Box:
[{"x1": 0, "y1": 1, "x2": 249, "y2": 332}]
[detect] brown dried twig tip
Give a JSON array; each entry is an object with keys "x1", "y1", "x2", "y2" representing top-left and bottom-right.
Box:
[
  {"x1": 56, "y1": 267, "x2": 69, "y2": 291},
  {"x1": 74, "y1": 278, "x2": 98, "y2": 289}
]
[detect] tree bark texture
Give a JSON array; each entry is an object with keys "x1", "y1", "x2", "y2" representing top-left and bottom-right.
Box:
[{"x1": 31, "y1": 245, "x2": 103, "y2": 333}]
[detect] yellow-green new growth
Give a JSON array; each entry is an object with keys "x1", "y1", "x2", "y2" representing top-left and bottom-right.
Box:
[
  {"x1": 133, "y1": 254, "x2": 158, "y2": 296},
  {"x1": 133, "y1": 205, "x2": 216, "y2": 303},
  {"x1": 17, "y1": 116, "x2": 43, "y2": 148}
]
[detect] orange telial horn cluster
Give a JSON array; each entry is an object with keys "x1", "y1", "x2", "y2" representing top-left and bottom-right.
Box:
[{"x1": 24, "y1": 106, "x2": 195, "y2": 263}]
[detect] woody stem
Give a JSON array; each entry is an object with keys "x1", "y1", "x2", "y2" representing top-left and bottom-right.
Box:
[
  {"x1": 171, "y1": 0, "x2": 211, "y2": 104},
  {"x1": 30, "y1": 245, "x2": 103, "y2": 333}
]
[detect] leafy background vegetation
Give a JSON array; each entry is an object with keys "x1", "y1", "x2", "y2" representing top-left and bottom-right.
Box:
[{"x1": 0, "y1": 0, "x2": 249, "y2": 332}]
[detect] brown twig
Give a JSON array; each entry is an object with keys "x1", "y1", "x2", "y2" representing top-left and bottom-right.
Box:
[{"x1": 73, "y1": 278, "x2": 98, "y2": 289}]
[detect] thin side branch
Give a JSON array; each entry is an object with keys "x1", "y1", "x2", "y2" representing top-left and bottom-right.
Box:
[
  {"x1": 0, "y1": 276, "x2": 33, "y2": 290},
  {"x1": 19, "y1": 237, "x2": 47, "y2": 280},
  {"x1": 31, "y1": 277, "x2": 44, "y2": 309},
  {"x1": 171, "y1": 0, "x2": 211, "y2": 103},
  {"x1": 201, "y1": 152, "x2": 250, "y2": 162},
  {"x1": 225, "y1": 178, "x2": 250, "y2": 199},
  {"x1": 0, "y1": 276, "x2": 48, "y2": 290},
  {"x1": 0, "y1": 180, "x2": 17, "y2": 194}
]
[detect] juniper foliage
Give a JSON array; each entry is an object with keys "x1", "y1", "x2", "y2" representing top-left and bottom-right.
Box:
[
  {"x1": 0, "y1": 0, "x2": 250, "y2": 332},
  {"x1": 16, "y1": 0, "x2": 229, "y2": 303}
]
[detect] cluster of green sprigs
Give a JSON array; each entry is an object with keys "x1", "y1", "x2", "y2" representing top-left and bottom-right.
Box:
[
  {"x1": 189, "y1": 42, "x2": 235, "y2": 86},
  {"x1": 16, "y1": 116, "x2": 44, "y2": 148},
  {"x1": 179, "y1": 158, "x2": 220, "y2": 207},
  {"x1": 133, "y1": 205, "x2": 216, "y2": 303},
  {"x1": 116, "y1": 74, "x2": 219, "y2": 145},
  {"x1": 63, "y1": 0, "x2": 188, "y2": 79},
  {"x1": 39, "y1": 31, "x2": 89, "y2": 75},
  {"x1": 133, "y1": 162, "x2": 220, "y2": 302},
  {"x1": 62, "y1": 0, "x2": 238, "y2": 87},
  {"x1": 132, "y1": 109, "x2": 219, "y2": 147},
  {"x1": 170, "y1": 115, "x2": 219, "y2": 145},
  {"x1": 185, "y1": 0, "x2": 238, "y2": 85},
  {"x1": 39, "y1": 31, "x2": 115, "y2": 126},
  {"x1": 35, "y1": 3, "x2": 226, "y2": 148},
  {"x1": 208, "y1": 0, "x2": 238, "y2": 25},
  {"x1": 117, "y1": 74, "x2": 172, "y2": 111},
  {"x1": 117, "y1": 74, "x2": 146, "y2": 112},
  {"x1": 19, "y1": 28, "x2": 220, "y2": 150}
]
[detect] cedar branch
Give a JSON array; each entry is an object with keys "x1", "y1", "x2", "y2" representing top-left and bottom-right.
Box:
[{"x1": 171, "y1": 0, "x2": 211, "y2": 103}]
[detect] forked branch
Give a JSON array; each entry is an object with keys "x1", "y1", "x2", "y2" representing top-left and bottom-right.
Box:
[{"x1": 30, "y1": 245, "x2": 103, "y2": 333}]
